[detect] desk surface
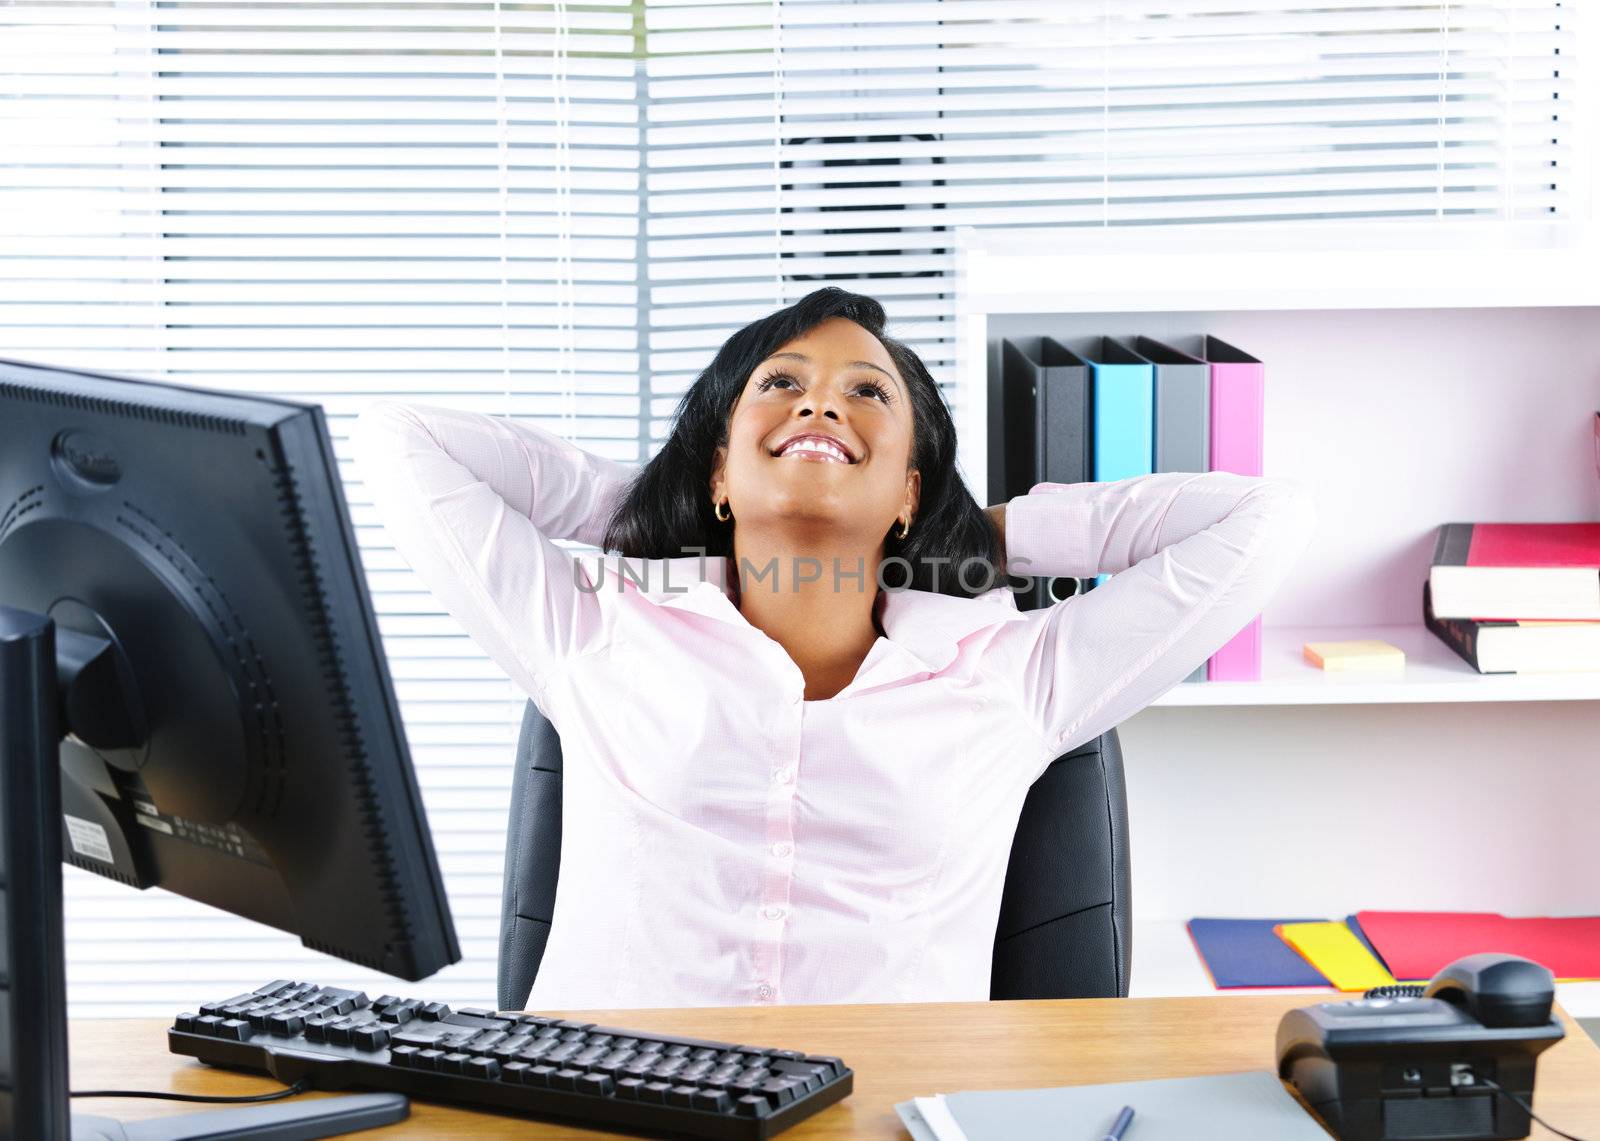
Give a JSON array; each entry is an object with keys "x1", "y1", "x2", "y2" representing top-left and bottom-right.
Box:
[{"x1": 71, "y1": 995, "x2": 1600, "y2": 1138}]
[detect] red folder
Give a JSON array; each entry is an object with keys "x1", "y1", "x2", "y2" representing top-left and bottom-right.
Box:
[{"x1": 1356, "y1": 910, "x2": 1600, "y2": 982}]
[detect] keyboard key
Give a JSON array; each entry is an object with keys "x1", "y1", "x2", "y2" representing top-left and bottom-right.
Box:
[
  {"x1": 267, "y1": 1014, "x2": 305, "y2": 1037},
  {"x1": 638, "y1": 1081, "x2": 673, "y2": 1104},
  {"x1": 251, "y1": 980, "x2": 295, "y2": 998},
  {"x1": 464, "y1": 1057, "x2": 500, "y2": 1081},
  {"x1": 315, "y1": 988, "x2": 368, "y2": 1016},
  {"x1": 770, "y1": 1060, "x2": 831, "y2": 1091},
  {"x1": 576, "y1": 1073, "x2": 616, "y2": 1097},
  {"x1": 615, "y1": 1077, "x2": 646, "y2": 1100},
  {"x1": 666, "y1": 1085, "x2": 699, "y2": 1108},
  {"x1": 500, "y1": 1061, "x2": 531, "y2": 1084},
  {"x1": 352, "y1": 1026, "x2": 391, "y2": 1052},
  {"x1": 736, "y1": 1094, "x2": 775, "y2": 1118},
  {"x1": 804, "y1": 1054, "x2": 846, "y2": 1078},
  {"x1": 523, "y1": 1064, "x2": 558, "y2": 1088},
  {"x1": 379, "y1": 1001, "x2": 419, "y2": 1024},
  {"x1": 389, "y1": 1046, "x2": 418, "y2": 1068},
  {"x1": 692, "y1": 1089, "x2": 733, "y2": 1113},
  {"x1": 418, "y1": 1002, "x2": 450, "y2": 1021},
  {"x1": 755, "y1": 1078, "x2": 803, "y2": 1107},
  {"x1": 555, "y1": 1020, "x2": 595, "y2": 1031},
  {"x1": 491, "y1": 1038, "x2": 532, "y2": 1062},
  {"x1": 466, "y1": 1030, "x2": 509, "y2": 1054},
  {"x1": 215, "y1": 1019, "x2": 252, "y2": 1041},
  {"x1": 548, "y1": 1068, "x2": 583, "y2": 1092},
  {"x1": 438, "y1": 1052, "x2": 470, "y2": 1075}
]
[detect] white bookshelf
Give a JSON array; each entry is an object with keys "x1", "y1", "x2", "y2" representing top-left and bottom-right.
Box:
[
  {"x1": 1157, "y1": 624, "x2": 1600, "y2": 706},
  {"x1": 955, "y1": 220, "x2": 1600, "y2": 1019},
  {"x1": 954, "y1": 219, "x2": 1600, "y2": 708}
]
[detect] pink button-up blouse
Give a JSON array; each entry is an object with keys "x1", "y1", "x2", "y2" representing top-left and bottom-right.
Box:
[{"x1": 353, "y1": 400, "x2": 1316, "y2": 1010}]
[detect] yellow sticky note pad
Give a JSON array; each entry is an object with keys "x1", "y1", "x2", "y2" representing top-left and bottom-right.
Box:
[
  {"x1": 1276, "y1": 922, "x2": 1397, "y2": 992},
  {"x1": 1303, "y1": 639, "x2": 1406, "y2": 672}
]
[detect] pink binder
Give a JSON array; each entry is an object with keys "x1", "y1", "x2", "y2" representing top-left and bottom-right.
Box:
[{"x1": 1198, "y1": 336, "x2": 1264, "y2": 681}]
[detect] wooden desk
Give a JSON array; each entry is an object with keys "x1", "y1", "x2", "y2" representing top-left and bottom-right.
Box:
[{"x1": 71, "y1": 996, "x2": 1600, "y2": 1138}]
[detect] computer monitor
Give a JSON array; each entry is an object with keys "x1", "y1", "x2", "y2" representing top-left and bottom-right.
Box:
[{"x1": 0, "y1": 357, "x2": 461, "y2": 1138}]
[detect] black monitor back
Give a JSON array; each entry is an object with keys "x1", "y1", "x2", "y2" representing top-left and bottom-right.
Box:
[{"x1": 0, "y1": 357, "x2": 460, "y2": 1135}]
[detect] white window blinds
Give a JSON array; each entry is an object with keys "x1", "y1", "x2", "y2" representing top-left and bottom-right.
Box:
[
  {"x1": 0, "y1": 0, "x2": 1577, "y2": 1017},
  {"x1": 2, "y1": 0, "x2": 643, "y2": 1016}
]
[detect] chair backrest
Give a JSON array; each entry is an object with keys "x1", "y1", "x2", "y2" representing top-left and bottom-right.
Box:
[{"x1": 497, "y1": 701, "x2": 1131, "y2": 1011}]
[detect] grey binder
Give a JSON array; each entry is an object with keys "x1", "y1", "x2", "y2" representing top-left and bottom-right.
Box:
[{"x1": 1136, "y1": 335, "x2": 1211, "y2": 684}]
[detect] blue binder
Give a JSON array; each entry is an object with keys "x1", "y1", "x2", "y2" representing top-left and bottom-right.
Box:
[{"x1": 1066, "y1": 337, "x2": 1154, "y2": 587}]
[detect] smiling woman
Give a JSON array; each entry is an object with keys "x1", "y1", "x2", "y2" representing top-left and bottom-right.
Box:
[
  {"x1": 598, "y1": 288, "x2": 1008, "y2": 700},
  {"x1": 603, "y1": 287, "x2": 1000, "y2": 600},
  {"x1": 353, "y1": 286, "x2": 1317, "y2": 1010}
]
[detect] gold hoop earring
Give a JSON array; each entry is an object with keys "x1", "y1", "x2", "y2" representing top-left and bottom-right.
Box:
[
  {"x1": 895, "y1": 518, "x2": 911, "y2": 540},
  {"x1": 715, "y1": 500, "x2": 731, "y2": 523}
]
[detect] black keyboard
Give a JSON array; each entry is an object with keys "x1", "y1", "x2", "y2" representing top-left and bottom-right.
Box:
[{"x1": 168, "y1": 979, "x2": 853, "y2": 1140}]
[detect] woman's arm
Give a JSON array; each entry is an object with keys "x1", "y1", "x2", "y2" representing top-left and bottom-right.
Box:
[
  {"x1": 353, "y1": 400, "x2": 637, "y2": 705},
  {"x1": 988, "y1": 472, "x2": 1317, "y2": 762}
]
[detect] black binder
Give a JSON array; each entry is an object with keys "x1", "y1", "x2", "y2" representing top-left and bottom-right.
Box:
[{"x1": 1000, "y1": 337, "x2": 1096, "y2": 612}]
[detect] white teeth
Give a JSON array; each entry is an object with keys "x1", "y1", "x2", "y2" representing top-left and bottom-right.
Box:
[{"x1": 779, "y1": 438, "x2": 850, "y2": 462}]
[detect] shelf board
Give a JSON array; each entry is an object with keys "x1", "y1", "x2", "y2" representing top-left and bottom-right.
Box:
[
  {"x1": 1130, "y1": 919, "x2": 1600, "y2": 1019},
  {"x1": 957, "y1": 220, "x2": 1600, "y2": 314},
  {"x1": 1150, "y1": 623, "x2": 1600, "y2": 707}
]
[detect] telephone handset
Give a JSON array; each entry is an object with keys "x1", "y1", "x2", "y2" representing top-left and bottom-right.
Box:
[{"x1": 1277, "y1": 952, "x2": 1567, "y2": 1141}]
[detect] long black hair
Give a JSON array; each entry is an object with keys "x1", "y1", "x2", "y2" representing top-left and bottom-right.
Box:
[{"x1": 599, "y1": 286, "x2": 1002, "y2": 599}]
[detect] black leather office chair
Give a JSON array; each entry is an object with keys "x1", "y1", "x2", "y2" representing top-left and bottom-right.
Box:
[{"x1": 497, "y1": 701, "x2": 1132, "y2": 1010}]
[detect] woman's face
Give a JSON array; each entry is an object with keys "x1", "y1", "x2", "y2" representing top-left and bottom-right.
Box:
[{"x1": 710, "y1": 316, "x2": 921, "y2": 545}]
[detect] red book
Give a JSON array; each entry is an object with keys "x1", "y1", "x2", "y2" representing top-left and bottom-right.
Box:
[
  {"x1": 1356, "y1": 911, "x2": 1600, "y2": 982},
  {"x1": 1428, "y1": 522, "x2": 1600, "y2": 621}
]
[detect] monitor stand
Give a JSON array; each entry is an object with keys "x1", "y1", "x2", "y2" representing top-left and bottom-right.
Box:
[{"x1": 1, "y1": 607, "x2": 411, "y2": 1139}]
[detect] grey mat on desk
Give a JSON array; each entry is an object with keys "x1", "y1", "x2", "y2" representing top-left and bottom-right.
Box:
[{"x1": 895, "y1": 1070, "x2": 1327, "y2": 1140}]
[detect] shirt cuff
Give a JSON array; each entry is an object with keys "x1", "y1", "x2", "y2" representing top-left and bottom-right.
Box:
[
  {"x1": 572, "y1": 459, "x2": 635, "y2": 551},
  {"x1": 1004, "y1": 482, "x2": 1098, "y2": 580}
]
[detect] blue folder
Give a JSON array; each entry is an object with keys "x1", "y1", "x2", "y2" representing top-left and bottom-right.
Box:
[
  {"x1": 1069, "y1": 337, "x2": 1153, "y2": 588},
  {"x1": 1188, "y1": 917, "x2": 1332, "y2": 988}
]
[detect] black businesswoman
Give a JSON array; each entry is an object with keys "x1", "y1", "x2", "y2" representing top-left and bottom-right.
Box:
[{"x1": 354, "y1": 287, "x2": 1315, "y2": 1010}]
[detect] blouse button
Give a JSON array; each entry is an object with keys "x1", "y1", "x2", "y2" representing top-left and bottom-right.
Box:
[
  {"x1": 755, "y1": 983, "x2": 776, "y2": 1001},
  {"x1": 761, "y1": 905, "x2": 786, "y2": 922},
  {"x1": 771, "y1": 842, "x2": 792, "y2": 858},
  {"x1": 773, "y1": 767, "x2": 795, "y2": 786}
]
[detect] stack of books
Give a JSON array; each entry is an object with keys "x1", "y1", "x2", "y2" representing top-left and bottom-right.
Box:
[
  {"x1": 1000, "y1": 334, "x2": 1265, "y2": 682},
  {"x1": 1424, "y1": 522, "x2": 1600, "y2": 673}
]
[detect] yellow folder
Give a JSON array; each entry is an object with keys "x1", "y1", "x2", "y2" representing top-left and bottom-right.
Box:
[{"x1": 1275, "y1": 921, "x2": 1397, "y2": 992}]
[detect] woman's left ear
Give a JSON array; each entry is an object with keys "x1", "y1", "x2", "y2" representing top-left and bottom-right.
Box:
[
  {"x1": 709, "y1": 444, "x2": 727, "y2": 500},
  {"x1": 905, "y1": 469, "x2": 921, "y2": 520}
]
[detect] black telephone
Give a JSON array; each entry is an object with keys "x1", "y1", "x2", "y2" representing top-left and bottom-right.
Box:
[{"x1": 1277, "y1": 953, "x2": 1567, "y2": 1141}]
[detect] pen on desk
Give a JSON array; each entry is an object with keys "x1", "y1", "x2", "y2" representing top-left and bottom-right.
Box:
[{"x1": 1100, "y1": 1104, "x2": 1135, "y2": 1140}]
